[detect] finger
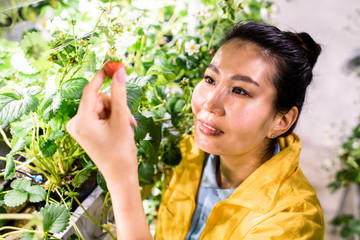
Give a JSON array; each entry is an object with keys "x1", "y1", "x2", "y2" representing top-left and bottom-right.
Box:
[
  {"x1": 127, "y1": 108, "x2": 138, "y2": 128},
  {"x1": 78, "y1": 70, "x2": 106, "y2": 114},
  {"x1": 110, "y1": 67, "x2": 129, "y2": 124},
  {"x1": 96, "y1": 93, "x2": 111, "y2": 119}
]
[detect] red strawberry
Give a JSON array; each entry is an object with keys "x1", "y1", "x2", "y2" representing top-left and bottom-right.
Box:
[{"x1": 103, "y1": 61, "x2": 126, "y2": 78}]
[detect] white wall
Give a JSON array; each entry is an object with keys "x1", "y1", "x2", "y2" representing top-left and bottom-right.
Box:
[{"x1": 273, "y1": 0, "x2": 360, "y2": 238}]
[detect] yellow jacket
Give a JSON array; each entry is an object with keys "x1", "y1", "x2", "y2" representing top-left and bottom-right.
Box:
[{"x1": 155, "y1": 133, "x2": 325, "y2": 239}]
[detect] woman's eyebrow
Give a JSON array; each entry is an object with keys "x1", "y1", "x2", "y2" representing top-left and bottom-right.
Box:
[{"x1": 207, "y1": 63, "x2": 260, "y2": 87}]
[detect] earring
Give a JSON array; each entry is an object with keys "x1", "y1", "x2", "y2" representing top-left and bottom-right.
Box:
[{"x1": 271, "y1": 134, "x2": 276, "y2": 139}]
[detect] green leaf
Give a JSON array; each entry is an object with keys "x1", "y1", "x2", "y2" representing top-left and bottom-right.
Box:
[
  {"x1": 174, "y1": 99, "x2": 186, "y2": 112},
  {"x1": 20, "y1": 31, "x2": 53, "y2": 71},
  {"x1": 147, "y1": 118, "x2": 161, "y2": 145},
  {"x1": 21, "y1": 31, "x2": 49, "y2": 60},
  {"x1": 0, "y1": 207, "x2": 6, "y2": 227},
  {"x1": 49, "y1": 130, "x2": 65, "y2": 140},
  {"x1": 164, "y1": 145, "x2": 182, "y2": 166},
  {"x1": 40, "y1": 204, "x2": 70, "y2": 234},
  {"x1": 39, "y1": 138, "x2": 57, "y2": 157},
  {"x1": 146, "y1": 65, "x2": 176, "y2": 81},
  {"x1": 11, "y1": 178, "x2": 31, "y2": 190},
  {"x1": 73, "y1": 161, "x2": 94, "y2": 188},
  {"x1": 126, "y1": 83, "x2": 143, "y2": 114},
  {"x1": 97, "y1": 170, "x2": 108, "y2": 192},
  {"x1": 60, "y1": 78, "x2": 88, "y2": 99},
  {"x1": 69, "y1": 234, "x2": 81, "y2": 240},
  {"x1": 166, "y1": 96, "x2": 180, "y2": 112},
  {"x1": 4, "y1": 189, "x2": 28, "y2": 207},
  {"x1": 11, "y1": 119, "x2": 33, "y2": 138},
  {"x1": 139, "y1": 140, "x2": 158, "y2": 164},
  {"x1": 0, "y1": 91, "x2": 39, "y2": 124},
  {"x1": 9, "y1": 137, "x2": 26, "y2": 155},
  {"x1": 4, "y1": 154, "x2": 15, "y2": 180},
  {"x1": 49, "y1": 114, "x2": 70, "y2": 132},
  {"x1": 27, "y1": 185, "x2": 47, "y2": 203},
  {"x1": 39, "y1": 93, "x2": 62, "y2": 121},
  {"x1": 21, "y1": 86, "x2": 42, "y2": 96},
  {"x1": 77, "y1": 51, "x2": 96, "y2": 75},
  {"x1": 138, "y1": 162, "x2": 154, "y2": 184},
  {"x1": 133, "y1": 111, "x2": 147, "y2": 140},
  {"x1": 20, "y1": 233, "x2": 34, "y2": 240},
  {"x1": 149, "y1": 85, "x2": 168, "y2": 105},
  {"x1": 128, "y1": 75, "x2": 157, "y2": 87}
]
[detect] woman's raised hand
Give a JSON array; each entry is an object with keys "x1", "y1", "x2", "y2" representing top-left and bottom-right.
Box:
[
  {"x1": 66, "y1": 67, "x2": 138, "y2": 185},
  {"x1": 67, "y1": 67, "x2": 153, "y2": 239}
]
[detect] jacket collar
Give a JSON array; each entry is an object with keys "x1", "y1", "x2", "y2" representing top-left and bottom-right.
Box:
[
  {"x1": 225, "y1": 133, "x2": 301, "y2": 213},
  {"x1": 178, "y1": 133, "x2": 301, "y2": 214}
]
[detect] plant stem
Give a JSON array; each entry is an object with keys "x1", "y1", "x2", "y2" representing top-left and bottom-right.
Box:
[
  {"x1": 72, "y1": 24, "x2": 79, "y2": 58},
  {"x1": 153, "y1": 118, "x2": 171, "y2": 123},
  {"x1": 64, "y1": 183, "x2": 116, "y2": 239},
  {"x1": 70, "y1": 10, "x2": 105, "y2": 79},
  {"x1": 100, "y1": 191, "x2": 110, "y2": 224},
  {"x1": 46, "y1": 182, "x2": 54, "y2": 204},
  {"x1": 208, "y1": 15, "x2": 221, "y2": 50},
  {"x1": 0, "y1": 213, "x2": 41, "y2": 220},
  {"x1": 0, "y1": 126, "x2": 11, "y2": 148}
]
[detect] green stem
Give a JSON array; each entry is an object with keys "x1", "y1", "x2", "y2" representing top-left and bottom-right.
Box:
[
  {"x1": 72, "y1": 24, "x2": 78, "y2": 58},
  {"x1": 69, "y1": 10, "x2": 106, "y2": 79},
  {"x1": 0, "y1": 126, "x2": 11, "y2": 148},
  {"x1": 153, "y1": 118, "x2": 171, "y2": 123},
  {"x1": 0, "y1": 229, "x2": 37, "y2": 238},
  {"x1": 64, "y1": 183, "x2": 116, "y2": 239},
  {"x1": 61, "y1": 151, "x2": 85, "y2": 161},
  {"x1": 208, "y1": 15, "x2": 221, "y2": 50},
  {"x1": 100, "y1": 191, "x2": 110, "y2": 224},
  {"x1": 46, "y1": 182, "x2": 54, "y2": 204},
  {"x1": 0, "y1": 213, "x2": 41, "y2": 220}
]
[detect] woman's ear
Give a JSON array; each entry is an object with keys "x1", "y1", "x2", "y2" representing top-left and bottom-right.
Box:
[{"x1": 268, "y1": 106, "x2": 299, "y2": 138}]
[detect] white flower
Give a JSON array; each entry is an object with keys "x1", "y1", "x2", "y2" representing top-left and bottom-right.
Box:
[
  {"x1": 60, "y1": 10, "x2": 70, "y2": 20},
  {"x1": 46, "y1": 16, "x2": 69, "y2": 32},
  {"x1": 107, "y1": 6, "x2": 120, "y2": 19},
  {"x1": 185, "y1": 39, "x2": 200, "y2": 56},
  {"x1": 114, "y1": 33, "x2": 140, "y2": 53},
  {"x1": 243, "y1": 5, "x2": 250, "y2": 14},
  {"x1": 10, "y1": 50, "x2": 37, "y2": 74},
  {"x1": 198, "y1": 9, "x2": 211, "y2": 18},
  {"x1": 260, "y1": 8, "x2": 269, "y2": 19},
  {"x1": 176, "y1": 39, "x2": 183, "y2": 47},
  {"x1": 321, "y1": 159, "x2": 336, "y2": 171},
  {"x1": 352, "y1": 139, "x2": 360, "y2": 149}
]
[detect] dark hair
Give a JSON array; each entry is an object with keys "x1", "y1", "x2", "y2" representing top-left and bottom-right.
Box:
[{"x1": 220, "y1": 22, "x2": 321, "y2": 137}]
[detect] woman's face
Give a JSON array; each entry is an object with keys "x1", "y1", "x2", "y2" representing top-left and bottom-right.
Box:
[{"x1": 192, "y1": 40, "x2": 278, "y2": 157}]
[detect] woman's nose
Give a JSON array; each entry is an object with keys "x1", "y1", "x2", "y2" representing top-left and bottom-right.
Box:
[{"x1": 203, "y1": 87, "x2": 225, "y2": 115}]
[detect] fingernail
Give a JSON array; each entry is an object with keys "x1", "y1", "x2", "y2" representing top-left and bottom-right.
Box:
[
  {"x1": 115, "y1": 67, "x2": 126, "y2": 84},
  {"x1": 131, "y1": 115, "x2": 138, "y2": 128}
]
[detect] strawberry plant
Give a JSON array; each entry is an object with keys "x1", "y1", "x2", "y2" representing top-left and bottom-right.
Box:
[{"x1": 0, "y1": 0, "x2": 275, "y2": 238}]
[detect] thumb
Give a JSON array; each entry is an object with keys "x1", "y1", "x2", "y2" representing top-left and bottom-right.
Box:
[{"x1": 110, "y1": 67, "x2": 129, "y2": 123}]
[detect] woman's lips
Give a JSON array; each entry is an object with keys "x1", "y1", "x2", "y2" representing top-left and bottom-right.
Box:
[{"x1": 198, "y1": 119, "x2": 224, "y2": 136}]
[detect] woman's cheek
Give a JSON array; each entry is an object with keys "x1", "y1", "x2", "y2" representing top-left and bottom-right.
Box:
[{"x1": 191, "y1": 84, "x2": 203, "y2": 115}]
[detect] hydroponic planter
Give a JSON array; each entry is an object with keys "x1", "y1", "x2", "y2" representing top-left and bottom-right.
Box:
[{"x1": 54, "y1": 186, "x2": 114, "y2": 240}]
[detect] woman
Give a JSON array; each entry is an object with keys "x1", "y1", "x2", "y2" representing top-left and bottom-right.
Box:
[{"x1": 66, "y1": 22, "x2": 325, "y2": 239}]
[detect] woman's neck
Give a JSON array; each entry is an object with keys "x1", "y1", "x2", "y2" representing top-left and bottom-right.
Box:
[{"x1": 216, "y1": 141, "x2": 275, "y2": 189}]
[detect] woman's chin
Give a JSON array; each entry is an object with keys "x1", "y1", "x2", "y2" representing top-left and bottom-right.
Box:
[{"x1": 194, "y1": 131, "x2": 224, "y2": 155}]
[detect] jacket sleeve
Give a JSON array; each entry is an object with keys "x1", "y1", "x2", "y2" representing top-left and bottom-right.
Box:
[{"x1": 243, "y1": 210, "x2": 325, "y2": 240}]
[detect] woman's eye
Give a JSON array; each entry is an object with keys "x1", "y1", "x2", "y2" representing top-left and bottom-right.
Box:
[
  {"x1": 232, "y1": 87, "x2": 248, "y2": 96},
  {"x1": 204, "y1": 75, "x2": 215, "y2": 85}
]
